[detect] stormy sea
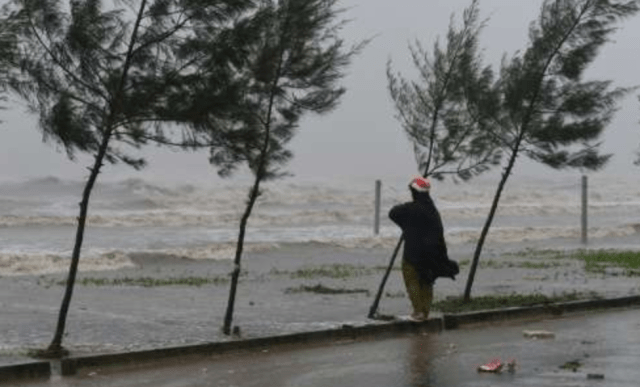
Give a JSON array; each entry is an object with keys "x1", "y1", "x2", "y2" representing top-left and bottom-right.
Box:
[{"x1": 1, "y1": 173, "x2": 639, "y2": 276}]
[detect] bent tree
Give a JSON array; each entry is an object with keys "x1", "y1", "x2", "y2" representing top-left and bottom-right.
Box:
[
  {"x1": 369, "y1": 0, "x2": 501, "y2": 318},
  {"x1": 3, "y1": 0, "x2": 252, "y2": 356},
  {"x1": 204, "y1": 0, "x2": 366, "y2": 335},
  {"x1": 387, "y1": 0, "x2": 500, "y2": 183},
  {"x1": 463, "y1": 0, "x2": 639, "y2": 302}
]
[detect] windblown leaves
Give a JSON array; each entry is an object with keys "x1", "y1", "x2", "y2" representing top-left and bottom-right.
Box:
[{"x1": 387, "y1": 0, "x2": 502, "y2": 181}]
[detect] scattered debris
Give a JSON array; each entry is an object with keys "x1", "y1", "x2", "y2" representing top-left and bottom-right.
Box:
[
  {"x1": 559, "y1": 360, "x2": 582, "y2": 372},
  {"x1": 477, "y1": 358, "x2": 517, "y2": 373},
  {"x1": 587, "y1": 373, "x2": 605, "y2": 380},
  {"x1": 478, "y1": 359, "x2": 503, "y2": 373},
  {"x1": 523, "y1": 330, "x2": 555, "y2": 339},
  {"x1": 284, "y1": 284, "x2": 370, "y2": 295}
]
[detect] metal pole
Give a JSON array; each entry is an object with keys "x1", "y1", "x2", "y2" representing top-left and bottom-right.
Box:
[
  {"x1": 374, "y1": 180, "x2": 381, "y2": 235},
  {"x1": 581, "y1": 175, "x2": 588, "y2": 245}
]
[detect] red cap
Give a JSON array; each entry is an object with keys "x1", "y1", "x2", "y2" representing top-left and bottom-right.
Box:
[{"x1": 410, "y1": 177, "x2": 431, "y2": 192}]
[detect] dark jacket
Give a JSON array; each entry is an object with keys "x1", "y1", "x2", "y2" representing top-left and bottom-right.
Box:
[{"x1": 389, "y1": 191, "x2": 459, "y2": 284}]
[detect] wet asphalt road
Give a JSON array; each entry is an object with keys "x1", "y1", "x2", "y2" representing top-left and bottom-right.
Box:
[{"x1": 12, "y1": 306, "x2": 640, "y2": 387}]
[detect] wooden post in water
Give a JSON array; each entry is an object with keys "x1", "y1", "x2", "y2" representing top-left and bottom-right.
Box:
[
  {"x1": 581, "y1": 175, "x2": 588, "y2": 245},
  {"x1": 374, "y1": 180, "x2": 381, "y2": 235}
]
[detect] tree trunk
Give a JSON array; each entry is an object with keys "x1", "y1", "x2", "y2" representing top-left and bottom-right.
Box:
[
  {"x1": 463, "y1": 145, "x2": 519, "y2": 302},
  {"x1": 41, "y1": 0, "x2": 148, "y2": 356},
  {"x1": 222, "y1": 179, "x2": 262, "y2": 335},
  {"x1": 44, "y1": 131, "x2": 112, "y2": 356}
]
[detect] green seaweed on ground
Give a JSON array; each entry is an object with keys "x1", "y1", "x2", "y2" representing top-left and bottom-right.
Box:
[
  {"x1": 517, "y1": 261, "x2": 565, "y2": 269},
  {"x1": 431, "y1": 291, "x2": 586, "y2": 313},
  {"x1": 571, "y1": 250, "x2": 640, "y2": 275},
  {"x1": 0, "y1": 348, "x2": 31, "y2": 358},
  {"x1": 559, "y1": 360, "x2": 582, "y2": 371},
  {"x1": 502, "y1": 248, "x2": 567, "y2": 260},
  {"x1": 56, "y1": 276, "x2": 229, "y2": 287},
  {"x1": 272, "y1": 264, "x2": 373, "y2": 279},
  {"x1": 476, "y1": 259, "x2": 566, "y2": 270},
  {"x1": 284, "y1": 284, "x2": 370, "y2": 295}
]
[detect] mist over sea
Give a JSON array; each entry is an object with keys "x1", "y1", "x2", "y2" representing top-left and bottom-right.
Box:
[{"x1": 1, "y1": 173, "x2": 639, "y2": 276}]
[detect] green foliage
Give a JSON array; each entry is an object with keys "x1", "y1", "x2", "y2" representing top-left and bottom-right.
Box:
[
  {"x1": 496, "y1": 0, "x2": 639, "y2": 170},
  {"x1": 0, "y1": 11, "x2": 16, "y2": 120},
  {"x1": 1, "y1": 0, "x2": 257, "y2": 351},
  {"x1": 2, "y1": 0, "x2": 253, "y2": 164},
  {"x1": 464, "y1": 0, "x2": 639, "y2": 303},
  {"x1": 193, "y1": 0, "x2": 366, "y2": 180},
  {"x1": 387, "y1": 0, "x2": 502, "y2": 180}
]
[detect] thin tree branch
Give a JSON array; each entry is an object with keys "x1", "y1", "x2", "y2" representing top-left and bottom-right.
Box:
[{"x1": 24, "y1": 11, "x2": 109, "y2": 102}]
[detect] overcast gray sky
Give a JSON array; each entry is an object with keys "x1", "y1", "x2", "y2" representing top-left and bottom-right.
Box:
[{"x1": 1, "y1": 0, "x2": 639, "y2": 184}]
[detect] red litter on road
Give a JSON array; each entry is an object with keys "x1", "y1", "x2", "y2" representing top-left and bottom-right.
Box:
[
  {"x1": 477, "y1": 359, "x2": 517, "y2": 373},
  {"x1": 478, "y1": 359, "x2": 503, "y2": 373}
]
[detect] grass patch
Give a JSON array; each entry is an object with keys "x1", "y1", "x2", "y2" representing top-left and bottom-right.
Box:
[
  {"x1": 518, "y1": 261, "x2": 564, "y2": 269},
  {"x1": 571, "y1": 250, "x2": 640, "y2": 275},
  {"x1": 432, "y1": 291, "x2": 587, "y2": 313},
  {"x1": 272, "y1": 264, "x2": 373, "y2": 279},
  {"x1": 503, "y1": 248, "x2": 566, "y2": 260},
  {"x1": 0, "y1": 348, "x2": 31, "y2": 358},
  {"x1": 57, "y1": 276, "x2": 229, "y2": 287},
  {"x1": 373, "y1": 265, "x2": 402, "y2": 271},
  {"x1": 474, "y1": 260, "x2": 565, "y2": 270},
  {"x1": 284, "y1": 284, "x2": 370, "y2": 296}
]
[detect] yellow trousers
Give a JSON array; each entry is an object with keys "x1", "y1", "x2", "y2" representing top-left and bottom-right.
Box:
[{"x1": 402, "y1": 259, "x2": 433, "y2": 318}]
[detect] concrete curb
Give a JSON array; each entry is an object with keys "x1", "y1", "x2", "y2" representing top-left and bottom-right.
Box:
[
  {"x1": 0, "y1": 361, "x2": 50, "y2": 383},
  {"x1": 1, "y1": 295, "x2": 639, "y2": 382},
  {"x1": 59, "y1": 318, "x2": 443, "y2": 376},
  {"x1": 443, "y1": 295, "x2": 640, "y2": 330}
]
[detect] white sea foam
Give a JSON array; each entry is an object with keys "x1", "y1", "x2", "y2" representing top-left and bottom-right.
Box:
[
  {"x1": 1, "y1": 175, "x2": 640, "y2": 276},
  {"x1": 159, "y1": 242, "x2": 281, "y2": 261},
  {"x1": 0, "y1": 243, "x2": 282, "y2": 276},
  {"x1": 0, "y1": 251, "x2": 134, "y2": 276}
]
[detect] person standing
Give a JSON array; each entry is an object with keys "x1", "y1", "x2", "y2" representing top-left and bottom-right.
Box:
[{"x1": 389, "y1": 176, "x2": 458, "y2": 321}]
